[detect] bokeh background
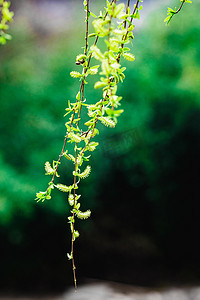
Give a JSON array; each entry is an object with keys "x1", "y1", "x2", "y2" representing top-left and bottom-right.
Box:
[{"x1": 0, "y1": 0, "x2": 200, "y2": 295}]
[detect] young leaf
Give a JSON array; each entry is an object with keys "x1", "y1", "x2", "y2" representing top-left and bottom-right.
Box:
[
  {"x1": 68, "y1": 194, "x2": 74, "y2": 206},
  {"x1": 92, "y1": 19, "x2": 109, "y2": 37},
  {"x1": 113, "y1": 3, "x2": 125, "y2": 18},
  {"x1": 68, "y1": 194, "x2": 81, "y2": 206},
  {"x1": 88, "y1": 33, "x2": 97, "y2": 38},
  {"x1": 70, "y1": 71, "x2": 82, "y2": 78},
  {"x1": 88, "y1": 65, "x2": 99, "y2": 75},
  {"x1": 87, "y1": 142, "x2": 99, "y2": 151},
  {"x1": 63, "y1": 151, "x2": 72, "y2": 161},
  {"x1": 76, "y1": 91, "x2": 81, "y2": 100},
  {"x1": 73, "y1": 230, "x2": 80, "y2": 241},
  {"x1": 67, "y1": 253, "x2": 72, "y2": 260},
  {"x1": 80, "y1": 165, "x2": 91, "y2": 179},
  {"x1": 45, "y1": 161, "x2": 54, "y2": 175},
  {"x1": 76, "y1": 209, "x2": 91, "y2": 220},
  {"x1": 94, "y1": 81, "x2": 107, "y2": 89},
  {"x1": 123, "y1": 52, "x2": 135, "y2": 61},
  {"x1": 55, "y1": 184, "x2": 72, "y2": 193},
  {"x1": 99, "y1": 116, "x2": 116, "y2": 128},
  {"x1": 90, "y1": 45, "x2": 104, "y2": 61},
  {"x1": 68, "y1": 132, "x2": 82, "y2": 143}
]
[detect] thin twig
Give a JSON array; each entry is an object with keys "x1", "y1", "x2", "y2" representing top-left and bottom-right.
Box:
[
  {"x1": 174, "y1": 0, "x2": 185, "y2": 14},
  {"x1": 107, "y1": 1, "x2": 116, "y2": 110},
  {"x1": 117, "y1": 0, "x2": 140, "y2": 63},
  {"x1": 124, "y1": 0, "x2": 130, "y2": 29},
  {"x1": 70, "y1": 0, "x2": 90, "y2": 292},
  {"x1": 71, "y1": 146, "x2": 78, "y2": 292},
  {"x1": 87, "y1": 0, "x2": 115, "y2": 66}
]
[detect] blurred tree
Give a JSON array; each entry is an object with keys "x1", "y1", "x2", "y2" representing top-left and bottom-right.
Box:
[{"x1": 0, "y1": 0, "x2": 199, "y2": 293}]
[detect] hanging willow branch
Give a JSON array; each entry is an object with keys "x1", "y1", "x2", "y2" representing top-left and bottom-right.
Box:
[
  {"x1": 35, "y1": 0, "x2": 192, "y2": 291},
  {"x1": 36, "y1": 0, "x2": 142, "y2": 290},
  {"x1": 164, "y1": 0, "x2": 192, "y2": 24}
]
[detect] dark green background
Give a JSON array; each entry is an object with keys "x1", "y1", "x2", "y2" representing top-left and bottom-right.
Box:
[{"x1": 0, "y1": 1, "x2": 200, "y2": 294}]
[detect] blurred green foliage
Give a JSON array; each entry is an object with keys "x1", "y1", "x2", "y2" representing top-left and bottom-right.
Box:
[
  {"x1": 0, "y1": 2, "x2": 200, "y2": 292},
  {"x1": 0, "y1": 0, "x2": 14, "y2": 44}
]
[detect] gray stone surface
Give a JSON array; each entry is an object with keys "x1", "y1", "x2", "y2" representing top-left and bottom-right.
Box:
[
  {"x1": 62, "y1": 283, "x2": 200, "y2": 300},
  {"x1": 1, "y1": 283, "x2": 200, "y2": 300}
]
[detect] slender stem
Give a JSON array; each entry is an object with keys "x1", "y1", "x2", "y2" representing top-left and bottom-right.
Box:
[
  {"x1": 130, "y1": 0, "x2": 140, "y2": 22},
  {"x1": 80, "y1": 118, "x2": 98, "y2": 156},
  {"x1": 87, "y1": 0, "x2": 115, "y2": 66},
  {"x1": 107, "y1": 2, "x2": 115, "y2": 110},
  {"x1": 71, "y1": 145, "x2": 78, "y2": 292},
  {"x1": 70, "y1": 0, "x2": 90, "y2": 292},
  {"x1": 77, "y1": 0, "x2": 90, "y2": 127},
  {"x1": 124, "y1": 0, "x2": 130, "y2": 29},
  {"x1": 84, "y1": 2, "x2": 89, "y2": 56},
  {"x1": 117, "y1": 0, "x2": 140, "y2": 63},
  {"x1": 175, "y1": 0, "x2": 185, "y2": 14}
]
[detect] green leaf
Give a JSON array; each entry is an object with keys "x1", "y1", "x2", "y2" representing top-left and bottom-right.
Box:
[
  {"x1": 73, "y1": 230, "x2": 80, "y2": 241},
  {"x1": 92, "y1": 18, "x2": 109, "y2": 37},
  {"x1": 77, "y1": 165, "x2": 91, "y2": 179},
  {"x1": 90, "y1": 45, "x2": 104, "y2": 61},
  {"x1": 76, "y1": 54, "x2": 86, "y2": 64},
  {"x1": 99, "y1": 116, "x2": 116, "y2": 128},
  {"x1": 122, "y1": 52, "x2": 135, "y2": 61},
  {"x1": 113, "y1": 3, "x2": 125, "y2": 18},
  {"x1": 101, "y1": 59, "x2": 111, "y2": 76},
  {"x1": 68, "y1": 154, "x2": 75, "y2": 162},
  {"x1": 68, "y1": 132, "x2": 82, "y2": 143},
  {"x1": 88, "y1": 33, "x2": 97, "y2": 38},
  {"x1": 68, "y1": 194, "x2": 81, "y2": 206},
  {"x1": 87, "y1": 142, "x2": 99, "y2": 151},
  {"x1": 68, "y1": 194, "x2": 74, "y2": 206},
  {"x1": 164, "y1": 15, "x2": 171, "y2": 24},
  {"x1": 88, "y1": 65, "x2": 99, "y2": 75},
  {"x1": 63, "y1": 151, "x2": 72, "y2": 160},
  {"x1": 35, "y1": 186, "x2": 52, "y2": 203},
  {"x1": 92, "y1": 128, "x2": 99, "y2": 136},
  {"x1": 106, "y1": 108, "x2": 124, "y2": 117},
  {"x1": 76, "y1": 91, "x2": 81, "y2": 100},
  {"x1": 67, "y1": 253, "x2": 72, "y2": 260},
  {"x1": 94, "y1": 81, "x2": 107, "y2": 89},
  {"x1": 90, "y1": 11, "x2": 97, "y2": 18},
  {"x1": 55, "y1": 184, "x2": 72, "y2": 193},
  {"x1": 76, "y1": 209, "x2": 91, "y2": 220},
  {"x1": 70, "y1": 71, "x2": 82, "y2": 78},
  {"x1": 45, "y1": 161, "x2": 54, "y2": 175}
]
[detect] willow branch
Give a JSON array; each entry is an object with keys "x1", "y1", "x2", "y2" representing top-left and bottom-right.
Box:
[
  {"x1": 124, "y1": 0, "x2": 130, "y2": 29},
  {"x1": 70, "y1": 0, "x2": 90, "y2": 292},
  {"x1": 81, "y1": 0, "x2": 140, "y2": 154},
  {"x1": 46, "y1": 0, "x2": 116, "y2": 188},
  {"x1": 174, "y1": 0, "x2": 186, "y2": 14},
  {"x1": 117, "y1": 0, "x2": 140, "y2": 63}
]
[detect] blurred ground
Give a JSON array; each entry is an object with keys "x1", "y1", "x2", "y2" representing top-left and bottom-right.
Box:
[{"x1": 1, "y1": 282, "x2": 200, "y2": 300}]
